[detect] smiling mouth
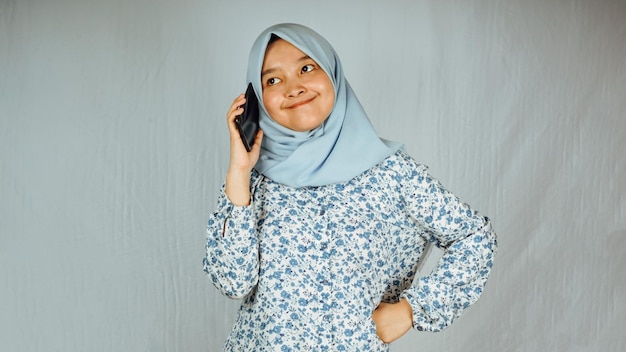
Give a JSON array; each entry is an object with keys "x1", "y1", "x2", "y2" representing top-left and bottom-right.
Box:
[{"x1": 288, "y1": 97, "x2": 315, "y2": 109}]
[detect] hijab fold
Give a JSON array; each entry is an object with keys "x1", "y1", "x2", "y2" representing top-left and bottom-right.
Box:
[{"x1": 247, "y1": 23, "x2": 401, "y2": 187}]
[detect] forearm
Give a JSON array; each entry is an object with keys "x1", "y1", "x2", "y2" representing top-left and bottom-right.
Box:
[
  {"x1": 402, "y1": 221, "x2": 497, "y2": 331},
  {"x1": 225, "y1": 168, "x2": 252, "y2": 206}
]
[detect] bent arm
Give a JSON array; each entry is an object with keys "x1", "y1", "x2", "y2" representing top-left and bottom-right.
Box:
[
  {"x1": 397, "y1": 154, "x2": 498, "y2": 332},
  {"x1": 402, "y1": 220, "x2": 496, "y2": 331}
]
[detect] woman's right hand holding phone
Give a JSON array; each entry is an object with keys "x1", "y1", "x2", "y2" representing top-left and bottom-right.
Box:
[{"x1": 225, "y1": 94, "x2": 263, "y2": 206}]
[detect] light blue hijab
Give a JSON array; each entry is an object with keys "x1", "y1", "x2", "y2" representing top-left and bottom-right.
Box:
[{"x1": 247, "y1": 23, "x2": 401, "y2": 187}]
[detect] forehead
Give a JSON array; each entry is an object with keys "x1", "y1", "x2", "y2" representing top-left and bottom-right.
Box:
[{"x1": 263, "y1": 39, "x2": 309, "y2": 64}]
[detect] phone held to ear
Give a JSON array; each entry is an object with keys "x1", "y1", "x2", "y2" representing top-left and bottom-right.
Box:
[{"x1": 234, "y1": 83, "x2": 260, "y2": 152}]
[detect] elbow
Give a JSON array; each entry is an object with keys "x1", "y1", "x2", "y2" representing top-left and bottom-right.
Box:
[
  {"x1": 481, "y1": 218, "x2": 498, "y2": 261},
  {"x1": 203, "y1": 258, "x2": 258, "y2": 299},
  {"x1": 215, "y1": 272, "x2": 258, "y2": 299}
]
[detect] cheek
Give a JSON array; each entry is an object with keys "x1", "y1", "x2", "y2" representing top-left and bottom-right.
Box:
[
  {"x1": 320, "y1": 80, "x2": 335, "y2": 114},
  {"x1": 262, "y1": 92, "x2": 280, "y2": 116}
]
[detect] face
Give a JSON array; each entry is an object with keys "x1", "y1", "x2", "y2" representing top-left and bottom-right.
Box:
[{"x1": 261, "y1": 39, "x2": 335, "y2": 132}]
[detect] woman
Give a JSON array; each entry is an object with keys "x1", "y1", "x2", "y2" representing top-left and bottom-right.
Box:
[{"x1": 204, "y1": 23, "x2": 497, "y2": 351}]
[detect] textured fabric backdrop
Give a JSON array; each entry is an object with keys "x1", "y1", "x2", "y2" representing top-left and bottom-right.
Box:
[{"x1": 1, "y1": 0, "x2": 624, "y2": 351}]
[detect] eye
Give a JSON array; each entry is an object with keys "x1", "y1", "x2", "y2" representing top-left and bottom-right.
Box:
[
  {"x1": 266, "y1": 77, "x2": 281, "y2": 86},
  {"x1": 301, "y1": 64, "x2": 315, "y2": 73}
]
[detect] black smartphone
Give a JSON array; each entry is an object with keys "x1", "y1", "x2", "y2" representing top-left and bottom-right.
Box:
[{"x1": 234, "y1": 83, "x2": 260, "y2": 152}]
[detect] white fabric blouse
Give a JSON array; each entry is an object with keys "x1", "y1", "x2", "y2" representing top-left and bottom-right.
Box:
[{"x1": 204, "y1": 150, "x2": 497, "y2": 351}]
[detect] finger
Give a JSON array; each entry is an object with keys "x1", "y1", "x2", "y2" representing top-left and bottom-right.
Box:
[
  {"x1": 231, "y1": 94, "x2": 246, "y2": 111},
  {"x1": 231, "y1": 105, "x2": 243, "y2": 119},
  {"x1": 250, "y1": 129, "x2": 264, "y2": 152},
  {"x1": 227, "y1": 94, "x2": 246, "y2": 121}
]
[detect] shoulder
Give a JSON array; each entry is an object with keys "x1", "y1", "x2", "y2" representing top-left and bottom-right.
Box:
[{"x1": 375, "y1": 149, "x2": 430, "y2": 181}]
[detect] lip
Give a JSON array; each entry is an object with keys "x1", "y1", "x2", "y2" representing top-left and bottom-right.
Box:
[{"x1": 286, "y1": 97, "x2": 315, "y2": 109}]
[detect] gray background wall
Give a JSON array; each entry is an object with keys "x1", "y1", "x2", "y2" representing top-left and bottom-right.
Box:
[{"x1": 1, "y1": 0, "x2": 624, "y2": 351}]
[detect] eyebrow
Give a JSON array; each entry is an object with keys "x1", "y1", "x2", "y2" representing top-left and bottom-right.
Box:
[{"x1": 261, "y1": 55, "x2": 312, "y2": 77}]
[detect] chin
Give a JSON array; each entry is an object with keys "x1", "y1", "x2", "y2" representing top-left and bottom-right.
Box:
[{"x1": 295, "y1": 120, "x2": 325, "y2": 132}]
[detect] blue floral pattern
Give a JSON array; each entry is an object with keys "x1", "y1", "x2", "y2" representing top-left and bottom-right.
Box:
[{"x1": 204, "y1": 150, "x2": 497, "y2": 351}]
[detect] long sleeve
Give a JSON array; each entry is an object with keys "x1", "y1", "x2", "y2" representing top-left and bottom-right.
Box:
[
  {"x1": 203, "y1": 184, "x2": 259, "y2": 299},
  {"x1": 397, "y1": 156, "x2": 498, "y2": 332}
]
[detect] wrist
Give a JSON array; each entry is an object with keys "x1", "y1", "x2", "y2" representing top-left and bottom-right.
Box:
[
  {"x1": 225, "y1": 169, "x2": 252, "y2": 206},
  {"x1": 399, "y1": 298, "x2": 413, "y2": 329},
  {"x1": 227, "y1": 164, "x2": 252, "y2": 177}
]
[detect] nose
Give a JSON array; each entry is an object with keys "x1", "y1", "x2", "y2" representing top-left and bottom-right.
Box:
[{"x1": 286, "y1": 79, "x2": 306, "y2": 97}]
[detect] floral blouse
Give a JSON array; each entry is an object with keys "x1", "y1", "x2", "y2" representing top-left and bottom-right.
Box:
[{"x1": 204, "y1": 150, "x2": 497, "y2": 351}]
